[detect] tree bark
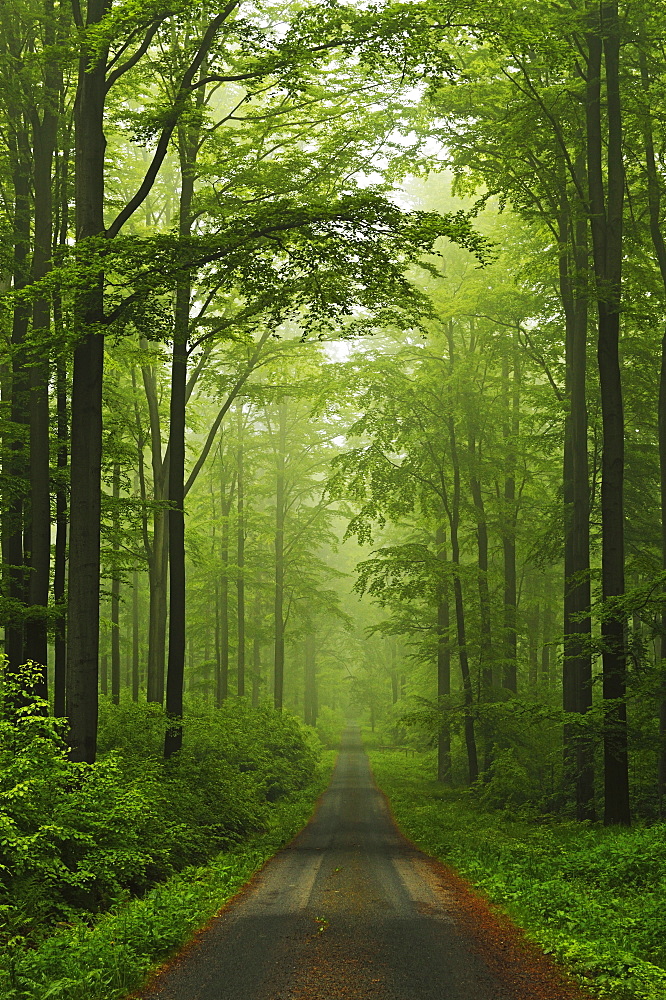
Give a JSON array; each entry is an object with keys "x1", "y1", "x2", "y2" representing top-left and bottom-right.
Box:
[
  {"x1": 445, "y1": 327, "x2": 478, "y2": 782},
  {"x1": 132, "y1": 568, "x2": 140, "y2": 701},
  {"x1": 638, "y1": 37, "x2": 666, "y2": 819},
  {"x1": 53, "y1": 351, "x2": 68, "y2": 716},
  {"x1": 66, "y1": 0, "x2": 110, "y2": 762},
  {"x1": 141, "y1": 353, "x2": 168, "y2": 703},
  {"x1": 559, "y1": 175, "x2": 595, "y2": 819},
  {"x1": 252, "y1": 587, "x2": 261, "y2": 707},
  {"x1": 586, "y1": 2, "x2": 630, "y2": 825},
  {"x1": 236, "y1": 404, "x2": 245, "y2": 696},
  {"x1": 164, "y1": 281, "x2": 188, "y2": 758},
  {"x1": 4, "y1": 116, "x2": 31, "y2": 687},
  {"x1": 24, "y1": 1, "x2": 62, "y2": 684},
  {"x1": 304, "y1": 633, "x2": 316, "y2": 726},
  {"x1": 52, "y1": 131, "x2": 70, "y2": 718},
  {"x1": 217, "y1": 462, "x2": 231, "y2": 706},
  {"x1": 273, "y1": 402, "x2": 287, "y2": 710},
  {"x1": 468, "y1": 435, "x2": 493, "y2": 692},
  {"x1": 111, "y1": 462, "x2": 120, "y2": 705},
  {"x1": 436, "y1": 524, "x2": 451, "y2": 783},
  {"x1": 501, "y1": 341, "x2": 518, "y2": 694}
]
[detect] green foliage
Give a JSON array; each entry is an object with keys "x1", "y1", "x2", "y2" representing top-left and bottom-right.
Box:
[
  {"x1": 371, "y1": 751, "x2": 666, "y2": 1000},
  {"x1": 0, "y1": 756, "x2": 334, "y2": 1000},
  {"x1": 0, "y1": 668, "x2": 320, "y2": 968},
  {"x1": 475, "y1": 748, "x2": 532, "y2": 810}
]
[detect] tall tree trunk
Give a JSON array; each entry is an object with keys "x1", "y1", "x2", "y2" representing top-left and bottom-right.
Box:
[
  {"x1": 164, "y1": 273, "x2": 188, "y2": 758},
  {"x1": 111, "y1": 462, "x2": 120, "y2": 705},
  {"x1": 560, "y1": 175, "x2": 595, "y2": 819},
  {"x1": 273, "y1": 402, "x2": 287, "y2": 710},
  {"x1": 66, "y1": 0, "x2": 110, "y2": 763},
  {"x1": 141, "y1": 355, "x2": 168, "y2": 703},
  {"x1": 501, "y1": 341, "x2": 518, "y2": 694},
  {"x1": 638, "y1": 38, "x2": 666, "y2": 819},
  {"x1": 4, "y1": 119, "x2": 31, "y2": 688},
  {"x1": 541, "y1": 601, "x2": 553, "y2": 688},
  {"x1": 217, "y1": 472, "x2": 230, "y2": 706},
  {"x1": 52, "y1": 132, "x2": 70, "y2": 719},
  {"x1": 25, "y1": 3, "x2": 62, "y2": 684},
  {"x1": 468, "y1": 435, "x2": 493, "y2": 692},
  {"x1": 236, "y1": 405, "x2": 245, "y2": 696},
  {"x1": 528, "y1": 602, "x2": 539, "y2": 689},
  {"x1": 436, "y1": 524, "x2": 451, "y2": 783},
  {"x1": 304, "y1": 633, "x2": 316, "y2": 726},
  {"x1": 147, "y1": 512, "x2": 168, "y2": 703},
  {"x1": 445, "y1": 327, "x2": 478, "y2": 782},
  {"x1": 252, "y1": 588, "x2": 261, "y2": 707},
  {"x1": 164, "y1": 370, "x2": 185, "y2": 742},
  {"x1": 586, "y1": 2, "x2": 630, "y2": 825},
  {"x1": 132, "y1": 569, "x2": 140, "y2": 701},
  {"x1": 53, "y1": 351, "x2": 68, "y2": 716}
]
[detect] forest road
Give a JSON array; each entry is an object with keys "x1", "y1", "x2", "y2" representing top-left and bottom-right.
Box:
[{"x1": 135, "y1": 728, "x2": 582, "y2": 1000}]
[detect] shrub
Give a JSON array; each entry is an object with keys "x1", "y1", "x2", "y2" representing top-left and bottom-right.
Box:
[{"x1": 0, "y1": 668, "x2": 319, "y2": 952}]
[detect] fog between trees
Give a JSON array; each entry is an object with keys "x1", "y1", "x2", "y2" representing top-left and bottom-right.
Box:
[{"x1": 2, "y1": 0, "x2": 666, "y2": 836}]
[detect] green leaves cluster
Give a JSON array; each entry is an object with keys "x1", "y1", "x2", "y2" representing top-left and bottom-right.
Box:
[{"x1": 0, "y1": 664, "x2": 320, "y2": 957}]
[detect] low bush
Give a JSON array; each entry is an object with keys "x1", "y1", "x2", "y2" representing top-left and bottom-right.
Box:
[
  {"x1": 0, "y1": 672, "x2": 321, "y2": 960},
  {"x1": 0, "y1": 758, "x2": 334, "y2": 1000}
]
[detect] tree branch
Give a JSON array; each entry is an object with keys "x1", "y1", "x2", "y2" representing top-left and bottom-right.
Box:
[{"x1": 106, "y1": 1, "x2": 240, "y2": 239}]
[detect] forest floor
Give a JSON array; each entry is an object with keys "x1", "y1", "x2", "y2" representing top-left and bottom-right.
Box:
[
  {"x1": 369, "y1": 750, "x2": 666, "y2": 1000},
  {"x1": 129, "y1": 727, "x2": 592, "y2": 1000}
]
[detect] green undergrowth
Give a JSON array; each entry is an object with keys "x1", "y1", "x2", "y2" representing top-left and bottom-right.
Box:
[
  {"x1": 369, "y1": 750, "x2": 666, "y2": 1000},
  {"x1": 0, "y1": 667, "x2": 336, "y2": 1000},
  {"x1": 1, "y1": 749, "x2": 335, "y2": 1000}
]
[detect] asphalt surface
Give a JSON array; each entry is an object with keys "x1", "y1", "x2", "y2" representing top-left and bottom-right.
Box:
[{"x1": 137, "y1": 727, "x2": 516, "y2": 999}]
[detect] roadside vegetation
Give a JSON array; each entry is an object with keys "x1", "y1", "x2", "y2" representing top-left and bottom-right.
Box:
[
  {"x1": 0, "y1": 674, "x2": 334, "y2": 1000},
  {"x1": 370, "y1": 750, "x2": 666, "y2": 1000}
]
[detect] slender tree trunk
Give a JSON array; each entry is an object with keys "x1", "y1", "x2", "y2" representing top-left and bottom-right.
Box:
[
  {"x1": 52, "y1": 123, "x2": 71, "y2": 717},
  {"x1": 66, "y1": 2, "x2": 110, "y2": 762},
  {"x1": 445, "y1": 327, "x2": 478, "y2": 782},
  {"x1": 252, "y1": 587, "x2": 261, "y2": 707},
  {"x1": 638, "y1": 39, "x2": 666, "y2": 818},
  {"x1": 273, "y1": 402, "x2": 287, "y2": 710},
  {"x1": 100, "y1": 652, "x2": 108, "y2": 696},
  {"x1": 586, "y1": 3, "x2": 630, "y2": 824},
  {"x1": 541, "y1": 601, "x2": 553, "y2": 688},
  {"x1": 111, "y1": 462, "x2": 120, "y2": 705},
  {"x1": 559, "y1": 179, "x2": 595, "y2": 819},
  {"x1": 236, "y1": 405, "x2": 245, "y2": 696},
  {"x1": 501, "y1": 343, "x2": 518, "y2": 694},
  {"x1": 469, "y1": 436, "x2": 493, "y2": 692},
  {"x1": 146, "y1": 514, "x2": 167, "y2": 703},
  {"x1": 304, "y1": 633, "x2": 316, "y2": 726},
  {"x1": 4, "y1": 120, "x2": 31, "y2": 687},
  {"x1": 53, "y1": 351, "x2": 68, "y2": 716},
  {"x1": 436, "y1": 524, "x2": 451, "y2": 783},
  {"x1": 217, "y1": 475, "x2": 230, "y2": 706},
  {"x1": 141, "y1": 357, "x2": 168, "y2": 704},
  {"x1": 25, "y1": 55, "x2": 59, "y2": 683},
  {"x1": 132, "y1": 569, "x2": 140, "y2": 701},
  {"x1": 164, "y1": 274, "x2": 188, "y2": 758}
]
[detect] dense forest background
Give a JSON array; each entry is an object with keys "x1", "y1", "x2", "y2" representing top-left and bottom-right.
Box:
[{"x1": 3, "y1": 1, "x2": 666, "y2": 997}]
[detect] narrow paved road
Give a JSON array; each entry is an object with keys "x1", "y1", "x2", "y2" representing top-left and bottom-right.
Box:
[{"x1": 136, "y1": 728, "x2": 583, "y2": 1000}]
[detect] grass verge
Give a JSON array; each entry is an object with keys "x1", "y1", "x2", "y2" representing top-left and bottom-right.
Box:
[
  {"x1": 369, "y1": 750, "x2": 666, "y2": 1000},
  {"x1": 1, "y1": 750, "x2": 336, "y2": 1000}
]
